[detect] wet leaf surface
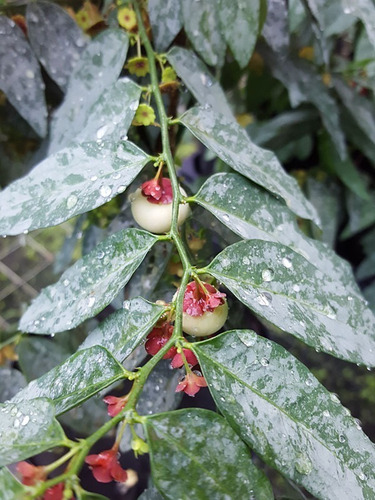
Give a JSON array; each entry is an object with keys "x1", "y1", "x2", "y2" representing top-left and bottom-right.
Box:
[
  {"x1": 0, "y1": 16, "x2": 47, "y2": 137},
  {"x1": 12, "y1": 346, "x2": 125, "y2": 415},
  {"x1": 49, "y1": 29, "x2": 128, "y2": 154},
  {"x1": 0, "y1": 399, "x2": 65, "y2": 467},
  {"x1": 181, "y1": 106, "x2": 320, "y2": 224},
  {"x1": 148, "y1": 0, "x2": 182, "y2": 51},
  {"x1": 218, "y1": 0, "x2": 260, "y2": 67},
  {"x1": 0, "y1": 467, "x2": 26, "y2": 500},
  {"x1": 262, "y1": 0, "x2": 289, "y2": 54},
  {"x1": 19, "y1": 229, "x2": 158, "y2": 334},
  {"x1": 79, "y1": 297, "x2": 165, "y2": 362},
  {"x1": 181, "y1": 0, "x2": 225, "y2": 67},
  {"x1": 195, "y1": 173, "x2": 362, "y2": 296},
  {"x1": 0, "y1": 141, "x2": 150, "y2": 236},
  {"x1": 207, "y1": 239, "x2": 375, "y2": 366},
  {"x1": 0, "y1": 368, "x2": 26, "y2": 403},
  {"x1": 194, "y1": 330, "x2": 375, "y2": 500},
  {"x1": 167, "y1": 47, "x2": 233, "y2": 119},
  {"x1": 26, "y1": 1, "x2": 87, "y2": 91},
  {"x1": 144, "y1": 408, "x2": 274, "y2": 500}
]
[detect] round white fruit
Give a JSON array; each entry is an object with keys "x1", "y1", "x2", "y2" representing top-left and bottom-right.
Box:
[
  {"x1": 182, "y1": 301, "x2": 228, "y2": 337},
  {"x1": 130, "y1": 186, "x2": 190, "y2": 234}
]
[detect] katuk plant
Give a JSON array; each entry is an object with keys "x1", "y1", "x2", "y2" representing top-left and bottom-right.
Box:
[{"x1": 1, "y1": 0, "x2": 375, "y2": 499}]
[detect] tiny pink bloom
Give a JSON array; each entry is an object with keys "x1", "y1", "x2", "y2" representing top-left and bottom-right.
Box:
[
  {"x1": 183, "y1": 281, "x2": 226, "y2": 317},
  {"x1": 43, "y1": 483, "x2": 66, "y2": 500},
  {"x1": 171, "y1": 349, "x2": 198, "y2": 369},
  {"x1": 145, "y1": 323, "x2": 174, "y2": 357},
  {"x1": 141, "y1": 177, "x2": 173, "y2": 204},
  {"x1": 85, "y1": 448, "x2": 128, "y2": 483},
  {"x1": 16, "y1": 461, "x2": 46, "y2": 486},
  {"x1": 103, "y1": 395, "x2": 128, "y2": 417},
  {"x1": 175, "y1": 371, "x2": 208, "y2": 397}
]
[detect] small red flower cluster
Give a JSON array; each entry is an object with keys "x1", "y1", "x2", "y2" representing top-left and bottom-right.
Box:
[
  {"x1": 183, "y1": 281, "x2": 226, "y2": 317},
  {"x1": 144, "y1": 321, "x2": 207, "y2": 397},
  {"x1": 103, "y1": 394, "x2": 128, "y2": 418},
  {"x1": 16, "y1": 462, "x2": 70, "y2": 500},
  {"x1": 141, "y1": 177, "x2": 173, "y2": 204},
  {"x1": 85, "y1": 448, "x2": 127, "y2": 483}
]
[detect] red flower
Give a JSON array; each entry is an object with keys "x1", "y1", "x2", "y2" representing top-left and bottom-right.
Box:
[
  {"x1": 183, "y1": 281, "x2": 226, "y2": 317},
  {"x1": 16, "y1": 461, "x2": 46, "y2": 486},
  {"x1": 85, "y1": 448, "x2": 128, "y2": 483},
  {"x1": 103, "y1": 395, "x2": 128, "y2": 417},
  {"x1": 141, "y1": 177, "x2": 173, "y2": 204},
  {"x1": 175, "y1": 371, "x2": 208, "y2": 397},
  {"x1": 171, "y1": 349, "x2": 198, "y2": 369},
  {"x1": 145, "y1": 323, "x2": 175, "y2": 358},
  {"x1": 43, "y1": 483, "x2": 65, "y2": 500}
]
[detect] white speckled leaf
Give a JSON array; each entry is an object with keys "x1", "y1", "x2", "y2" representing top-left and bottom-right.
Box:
[
  {"x1": 218, "y1": 0, "x2": 260, "y2": 68},
  {"x1": 49, "y1": 29, "x2": 128, "y2": 154},
  {"x1": 26, "y1": 1, "x2": 87, "y2": 92},
  {"x1": 0, "y1": 399, "x2": 65, "y2": 467},
  {"x1": 207, "y1": 239, "x2": 375, "y2": 366},
  {"x1": 258, "y1": 44, "x2": 346, "y2": 160},
  {"x1": 343, "y1": 0, "x2": 375, "y2": 52},
  {"x1": 12, "y1": 346, "x2": 125, "y2": 415},
  {"x1": 0, "y1": 16, "x2": 47, "y2": 137},
  {"x1": 148, "y1": 0, "x2": 182, "y2": 51},
  {"x1": 75, "y1": 78, "x2": 141, "y2": 143},
  {"x1": 79, "y1": 297, "x2": 165, "y2": 362},
  {"x1": 181, "y1": 106, "x2": 320, "y2": 225},
  {"x1": 167, "y1": 47, "x2": 233, "y2": 119},
  {"x1": 144, "y1": 409, "x2": 274, "y2": 500},
  {"x1": 194, "y1": 331, "x2": 375, "y2": 500},
  {"x1": 0, "y1": 468, "x2": 26, "y2": 500},
  {"x1": 19, "y1": 229, "x2": 158, "y2": 334},
  {"x1": 195, "y1": 173, "x2": 362, "y2": 297},
  {"x1": 0, "y1": 140, "x2": 150, "y2": 236},
  {"x1": 181, "y1": 0, "x2": 226, "y2": 67},
  {"x1": 262, "y1": 0, "x2": 289, "y2": 54}
]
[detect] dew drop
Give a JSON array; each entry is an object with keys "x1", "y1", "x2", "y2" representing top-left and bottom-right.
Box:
[
  {"x1": 97, "y1": 250, "x2": 105, "y2": 260},
  {"x1": 63, "y1": 279, "x2": 70, "y2": 287},
  {"x1": 293, "y1": 284, "x2": 300, "y2": 292},
  {"x1": 90, "y1": 175, "x2": 98, "y2": 182},
  {"x1": 87, "y1": 296, "x2": 96, "y2": 307},
  {"x1": 295, "y1": 454, "x2": 313, "y2": 475},
  {"x1": 338, "y1": 434, "x2": 346, "y2": 443},
  {"x1": 281, "y1": 257, "x2": 292, "y2": 269},
  {"x1": 99, "y1": 185, "x2": 112, "y2": 197},
  {"x1": 222, "y1": 213, "x2": 230, "y2": 222},
  {"x1": 66, "y1": 194, "x2": 78, "y2": 209},
  {"x1": 117, "y1": 185, "x2": 126, "y2": 193},
  {"x1": 330, "y1": 393, "x2": 340, "y2": 404},
  {"x1": 96, "y1": 125, "x2": 108, "y2": 139},
  {"x1": 323, "y1": 410, "x2": 330, "y2": 418},
  {"x1": 262, "y1": 268, "x2": 274, "y2": 282},
  {"x1": 21, "y1": 415, "x2": 30, "y2": 426},
  {"x1": 260, "y1": 357, "x2": 269, "y2": 366},
  {"x1": 25, "y1": 69, "x2": 34, "y2": 79}
]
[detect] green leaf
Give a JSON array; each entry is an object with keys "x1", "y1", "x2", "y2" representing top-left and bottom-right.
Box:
[
  {"x1": 193, "y1": 330, "x2": 375, "y2": 500},
  {"x1": 334, "y1": 76, "x2": 375, "y2": 145},
  {"x1": 138, "y1": 486, "x2": 164, "y2": 500},
  {"x1": 12, "y1": 346, "x2": 125, "y2": 415},
  {"x1": 218, "y1": 0, "x2": 260, "y2": 68},
  {"x1": 342, "y1": 108, "x2": 375, "y2": 168},
  {"x1": 206, "y1": 239, "x2": 375, "y2": 366},
  {"x1": 17, "y1": 337, "x2": 71, "y2": 381},
  {"x1": 75, "y1": 78, "x2": 142, "y2": 143},
  {"x1": 341, "y1": 190, "x2": 375, "y2": 239},
  {"x1": 148, "y1": 0, "x2": 182, "y2": 51},
  {"x1": 0, "y1": 468, "x2": 26, "y2": 500},
  {"x1": 258, "y1": 45, "x2": 346, "y2": 160},
  {"x1": 194, "y1": 173, "x2": 361, "y2": 296},
  {"x1": 181, "y1": 106, "x2": 320, "y2": 225},
  {"x1": 19, "y1": 229, "x2": 158, "y2": 334},
  {"x1": 262, "y1": 0, "x2": 289, "y2": 54},
  {"x1": 0, "y1": 399, "x2": 65, "y2": 467},
  {"x1": 144, "y1": 408, "x2": 274, "y2": 500},
  {"x1": 0, "y1": 141, "x2": 150, "y2": 236},
  {"x1": 167, "y1": 47, "x2": 233, "y2": 119},
  {"x1": 0, "y1": 16, "x2": 47, "y2": 137},
  {"x1": 26, "y1": 1, "x2": 87, "y2": 92},
  {"x1": 49, "y1": 29, "x2": 128, "y2": 154},
  {"x1": 318, "y1": 133, "x2": 370, "y2": 200},
  {"x1": 344, "y1": 0, "x2": 375, "y2": 53},
  {"x1": 0, "y1": 368, "x2": 26, "y2": 403},
  {"x1": 181, "y1": 0, "x2": 226, "y2": 67},
  {"x1": 79, "y1": 297, "x2": 165, "y2": 362}
]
